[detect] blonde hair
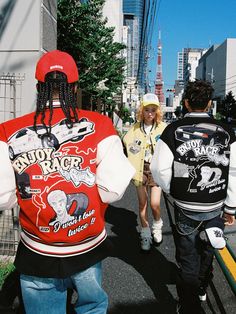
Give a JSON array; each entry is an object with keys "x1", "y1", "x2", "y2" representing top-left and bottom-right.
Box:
[{"x1": 136, "y1": 105, "x2": 163, "y2": 123}]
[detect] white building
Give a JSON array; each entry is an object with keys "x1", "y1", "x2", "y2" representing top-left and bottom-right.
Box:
[
  {"x1": 196, "y1": 38, "x2": 236, "y2": 100},
  {"x1": 177, "y1": 48, "x2": 207, "y2": 85},
  {"x1": 185, "y1": 49, "x2": 207, "y2": 82},
  {"x1": 0, "y1": 0, "x2": 57, "y2": 123},
  {"x1": 103, "y1": 0, "x2": 123, "y2": 43},
  {"x1": 174, "y1": 48, "x2": 207, "y2": 109}
]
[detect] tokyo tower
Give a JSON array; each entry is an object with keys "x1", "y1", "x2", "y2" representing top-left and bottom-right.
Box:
[{"x1": 155, "y1": 31, "x2": 165, "y2": 105}]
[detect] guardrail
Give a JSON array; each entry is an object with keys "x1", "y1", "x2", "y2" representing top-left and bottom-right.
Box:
[
  {"x1": 163, "y1": 192, "x2": 236, "y2": 296},
  {"x1": 214, "y1": 243, "x2": 236, "y2": 296},
  {"x1": 0, "y1": 207, "x2": 20, "y2": 259}
]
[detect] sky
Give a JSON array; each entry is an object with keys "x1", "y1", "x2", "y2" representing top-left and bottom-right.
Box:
[{"x1": 148, "y1": 0, "x2": 236, "y2": 93}]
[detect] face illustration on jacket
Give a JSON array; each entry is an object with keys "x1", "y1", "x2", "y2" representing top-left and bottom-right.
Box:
[
  {"x1": 47, "y1": 190, "x2": 75, "y2": 225},
  {"x1": 128, "y1": 138, "x2": 142, "y2": 154},
  {"x1": 197, "y1": 166, "x2": 222, "y2": 188}
]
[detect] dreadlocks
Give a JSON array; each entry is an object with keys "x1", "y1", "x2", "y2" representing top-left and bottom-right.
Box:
[
  {"x1": 34, "y1": 71, "x2": 78, "y2": 136},
  {"x1": 183, "y1": 79, "x2": 214, "y2": 110}
]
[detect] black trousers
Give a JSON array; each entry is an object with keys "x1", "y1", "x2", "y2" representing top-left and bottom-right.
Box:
[{"x1": 174, "y1": 208, "x2": 217, "y2": 314}]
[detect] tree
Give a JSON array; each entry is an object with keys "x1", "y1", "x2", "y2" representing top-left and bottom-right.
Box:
[
  {"x1": 174, "y1": 106, "x2": 182, "y2": 119},
  {"x1": 220, "y1": 91, "x2": 236, "y2": 122},
  {"x1": 57, "y1": 0, "x2": 126, "y2": 107}
]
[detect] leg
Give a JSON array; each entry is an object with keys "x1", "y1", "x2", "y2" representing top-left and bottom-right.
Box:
[
  {"x1": 198, "y1": 217, "x2": 223, "y2": 290},
  {"x1": 73, "y1": 262, "x2": 108, "y2": 314},
  {"x1": 150, "y1": 185, "x2": 161, "y2": 221},
  {"x1": 20, "y1": 274, "x2": 67, "y2": 314},
  {"x1": 136, "y1": 185, "x2": 149, "y2": 227},
  {"x1": 175, "y1": 211, "x2": 202, "y2": 313},
  {"x1": 176, "y1": 233, "x2": 202, "y2": 313},
  {"x1": 197, "y1": 240, "x2": 214, "y2": 301},
  {"x1": 136, "y1": 185, "x2": 152, "y2": 251},
  {"x1": 150, "y1": 186, "x2": 163, "y2": 244}
]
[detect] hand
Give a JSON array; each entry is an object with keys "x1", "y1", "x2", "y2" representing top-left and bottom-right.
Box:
[{"x1": 223, "y1": 213, "x2": 235, "y2": 226}]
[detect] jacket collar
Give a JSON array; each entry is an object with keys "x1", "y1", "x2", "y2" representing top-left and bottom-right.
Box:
[{"x1": 184, "y1": 112, "x2": 211, "y2": 118}]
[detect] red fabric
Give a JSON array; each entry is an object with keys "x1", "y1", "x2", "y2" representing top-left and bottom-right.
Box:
[
  {"x1": 35, "y1": 50, "x2": 79, "y2": 83},
  {"x1": 0, "y1": 109, "x2": 116, "y2": 255}
]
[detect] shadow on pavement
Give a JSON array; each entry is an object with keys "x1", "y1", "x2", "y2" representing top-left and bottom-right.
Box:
[
  {"x1": 0, "y1": 269, "x2": 25, "y2": 314},
  {"x1": 108, "y1": 300, "x2": 176, "y2": 314},
  {"x1": 0, "y1": 202, "x2": 178, "y2": 314},
  {"x1": 105, "y1": 204, "x2": 178, "y2": 314}
]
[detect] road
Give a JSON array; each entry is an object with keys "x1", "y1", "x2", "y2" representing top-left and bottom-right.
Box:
[{"x1": 103, "y1": 184, "x2": 236, "y2": 314}]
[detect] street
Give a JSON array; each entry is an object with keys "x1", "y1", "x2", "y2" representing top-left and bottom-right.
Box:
[{"x1": 103, "y1": 184, "x2": 236, "y2": 314}]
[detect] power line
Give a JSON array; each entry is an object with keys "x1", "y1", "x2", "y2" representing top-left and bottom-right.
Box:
[
  {"x1": 147, "y1": 0, "x2": 158, "y2": 48},
  {"x1": 137, "y1": 0, "x2": 151, "y2": 85}
]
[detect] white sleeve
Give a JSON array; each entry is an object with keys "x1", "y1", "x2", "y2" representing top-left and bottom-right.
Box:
[
  {"x1": 0, "y1": 141, "x2": 17, "y2": 210},
  {"x1": 224, "y1": 141, "x2": 236, "y2": 209},
  {"x1": 96, "y1": 135, "x2": 136, "y2": 203},
  {"x1": 150, "y1": 139, "x2": 174, "y2": 193}
]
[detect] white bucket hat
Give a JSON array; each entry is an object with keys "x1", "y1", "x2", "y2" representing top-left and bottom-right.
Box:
[{"x1": 142, "y1": 93, "x2": 160, "y2": 107}]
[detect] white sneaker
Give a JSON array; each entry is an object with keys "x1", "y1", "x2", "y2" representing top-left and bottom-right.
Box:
[
  {"x1": 140, "y1": 227, "x2": 152, "y2": 251},
  {"x1": 152, "y1": 219, "x2": 163, "y2": 244},
  {"x1": 198, "y1": 286, "x2": 207, "y2": 301}
]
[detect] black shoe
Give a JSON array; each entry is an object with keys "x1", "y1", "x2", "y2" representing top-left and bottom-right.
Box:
[{"x1": 176, "y1": 300, "x2": 205, "y2": 314}]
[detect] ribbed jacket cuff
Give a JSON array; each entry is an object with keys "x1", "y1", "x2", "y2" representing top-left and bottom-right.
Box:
[{"x1": 224, "y1": 206, "x2": 236, "y2": 216}]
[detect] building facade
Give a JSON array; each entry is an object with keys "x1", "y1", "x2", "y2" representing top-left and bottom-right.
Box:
[
  {"x1": 123, "y1": 0, "x2": 144, "y2": 81},
  {"x1": 177, "y1": 48, "x2": 207, "y2": 85},
  {"x1": 123, "y1": 0, "x2": 152, "y2": 93},
  {"x1": 196, "y1": 39, "x2": 236, "y2": 100},
  {"x1": 103, "y1": 0, "x2": 123, "y2": 43},
  {"x1": 0, "y1": 0, "x2": 57, "y2": 122},
  {"x1": 174, "y1": 48, "x2": 207, "y2": 109}
]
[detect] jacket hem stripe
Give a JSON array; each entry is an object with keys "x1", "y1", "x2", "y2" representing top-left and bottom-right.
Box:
[
  {"x1": 20, "y1": 228, "x2": 107, "y2": 257},
  {"x1": 174, "y1": 199, "x2": 224, "y2": 211}
]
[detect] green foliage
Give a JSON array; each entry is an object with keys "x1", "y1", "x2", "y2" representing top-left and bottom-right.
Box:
[
  {"x1": 57, "y1": 0, "x2": 126, "y2": 104},
  {"x1": 174, "y1": 105, "x2": 182, "y2": 118},
  {"x1": 215, "y1": 112, "x2": 223, "y2": 120},
  {"x1": 219, "y1": 91, "x2": 236, "y2": 120},
  {"x1": 0, "y1": 260, "x2": 15, "y2": 288},
  {"x1": 119, "y1": 107, "x2": 133, "y2": 124}
]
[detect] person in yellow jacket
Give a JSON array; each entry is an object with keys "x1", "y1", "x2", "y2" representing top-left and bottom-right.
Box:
[{"x1": 123, "y1": 93, "x2": 166, "y2": 251}]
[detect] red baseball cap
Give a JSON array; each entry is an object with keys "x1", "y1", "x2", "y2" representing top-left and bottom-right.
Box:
[{"x1": 35, "y1": 50, "x2": 79, "y2": 83}]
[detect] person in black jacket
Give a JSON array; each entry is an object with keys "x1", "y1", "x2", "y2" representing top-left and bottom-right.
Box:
[{"x1": 150, "y1": 80, "x2": 236, "y2": 314}]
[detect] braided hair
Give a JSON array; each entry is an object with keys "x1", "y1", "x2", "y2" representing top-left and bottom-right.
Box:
[
  {"x1": 183, "y1": 79, "x2": 214, "y2": 110},
  {"x1": 34, "y1": 71, "x2": 78, "y2": 136}
]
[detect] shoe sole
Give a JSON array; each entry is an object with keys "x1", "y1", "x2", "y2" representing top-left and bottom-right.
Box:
[
  {"x1": 140, "y1": 248, "x2": 151, "y2": 253},
  {"x1": 153, "y1": 239, "x2": 163, "y2": 246},
  {"x1": 152, "y1": 236, "x2": 163, "y2": 246}
]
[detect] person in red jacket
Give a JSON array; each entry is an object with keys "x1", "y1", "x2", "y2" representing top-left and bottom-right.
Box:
[{"x1": 0, "y1": 50, "x2": 135, "y2": 314}]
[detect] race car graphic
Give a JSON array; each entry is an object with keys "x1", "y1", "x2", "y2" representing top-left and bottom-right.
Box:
[
  {"x1": 175, "y1": 123, "x2": 230, "y2": 147},
  {"x1": 8, "y1": 118, "x2": 94, "y2": 159},
  {"x1": 50, "y1": 118, "x2": 94, "y2": 143}
]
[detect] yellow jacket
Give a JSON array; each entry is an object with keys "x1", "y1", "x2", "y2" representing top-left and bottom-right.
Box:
[{"x1": 123, "y1": 121, "x2": 166, "y2": 186}]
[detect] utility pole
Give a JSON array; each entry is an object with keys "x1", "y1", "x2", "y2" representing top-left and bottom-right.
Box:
[
  {"x1": 144, "y1": 46, "x2": 149, "y2": 93},
  {"x1": 208, "y1": 68, "x2": 214, "y2": 83}
]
